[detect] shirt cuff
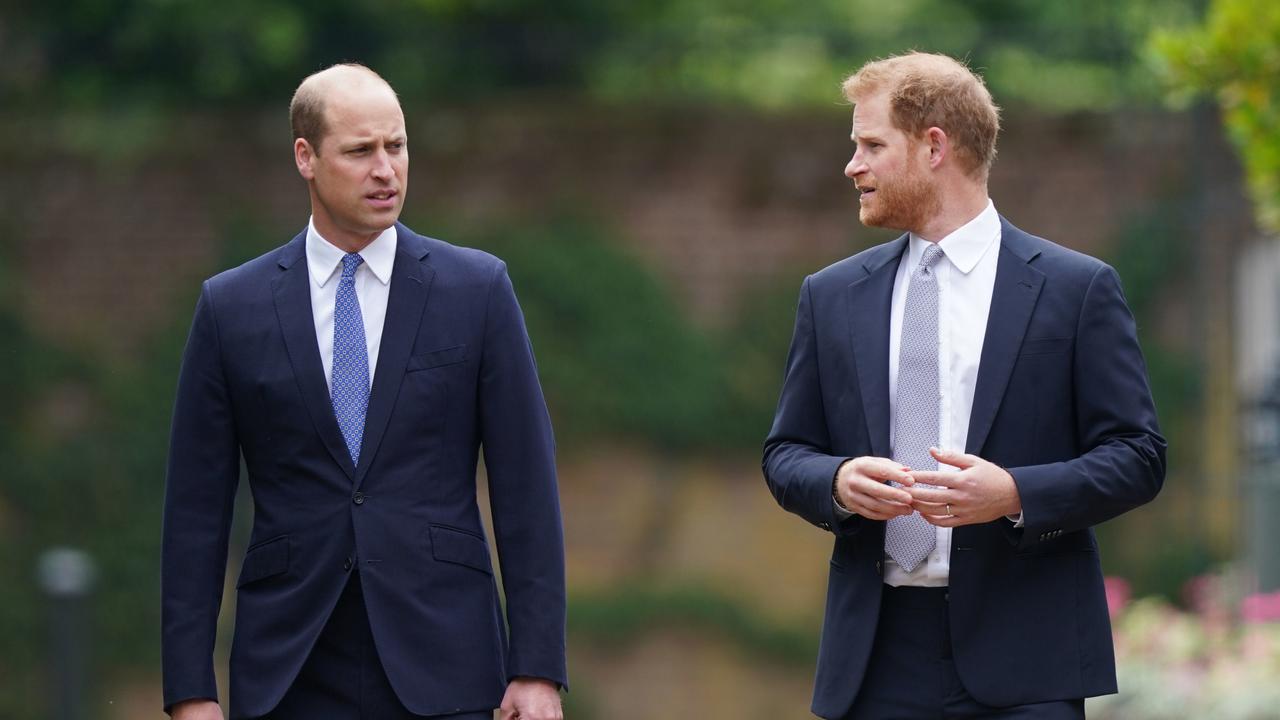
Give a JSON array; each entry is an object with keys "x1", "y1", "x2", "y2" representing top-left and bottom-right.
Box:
[
  {"x1": 832, "y1": 463, "x2": 856, "y2": 520},
  {"x1": 1006, "y1": 512, "x2": 1024, "y2": 527}
]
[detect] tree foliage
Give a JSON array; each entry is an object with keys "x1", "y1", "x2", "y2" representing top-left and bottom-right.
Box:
[
  {"x1": 1150, "y1": 0, "x2": 1280, "y2": 233},
  {"x1": 8, "y1": 0, "x2": 1196, "y2": 112},
  {"x1": 4, "y1": 0, "x2": 638, "y2": 107},
  {"x1": 458, "y1": 216, "x2": 731, "y2": 452},
  {"x1": 588, "y1": 0, "x2": 1197, "y2": 111}
]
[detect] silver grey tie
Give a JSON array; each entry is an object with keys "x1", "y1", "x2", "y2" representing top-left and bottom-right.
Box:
[{"x1": 884, "y1": 243, "x2": 945, "y2": 572}]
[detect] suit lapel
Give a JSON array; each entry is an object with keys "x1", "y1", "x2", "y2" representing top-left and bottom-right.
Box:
[
  {"x1": 354, "y1": 224, "x2": 435, "y2": 489},
  {"x1": 965, "y1": 219, "x2": 1045, "y2": 455},
  {"x1": 848, "y1": 236, "x2": 908, "y2": 459},
  {"x1": 272, "y1": 232, "x2": 358, "y2": 480}
]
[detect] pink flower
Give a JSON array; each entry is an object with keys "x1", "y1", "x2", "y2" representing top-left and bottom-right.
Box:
[
  {"x1": 1240, "y1": 589, "x2": 1280, "y2": 624},
  {"x1": 1104, "y1": 576, "x2": 1131, "y2": 619}
]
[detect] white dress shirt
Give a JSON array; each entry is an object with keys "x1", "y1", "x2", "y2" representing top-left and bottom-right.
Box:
[
  {"x1": 883, "y1": 200, "x2": 1001, "y2": 587},
  {"x1": 305, "y1": 219, "x2": 397, "y2": 392}
]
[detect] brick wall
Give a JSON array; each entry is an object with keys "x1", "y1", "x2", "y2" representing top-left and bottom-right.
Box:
[{"x1": 3, "y1": 102, "x2": 1252, "y2": 354}]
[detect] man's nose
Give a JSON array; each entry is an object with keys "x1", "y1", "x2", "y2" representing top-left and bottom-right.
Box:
[
  {"x1": 371, "y1": 149, "x2": 394, "y2": 179},
  {"x1": 845, "y1": 154, "x2": 864, "y2": 180}
]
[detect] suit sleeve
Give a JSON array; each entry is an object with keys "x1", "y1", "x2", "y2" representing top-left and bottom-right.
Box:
[
  {"x1": 160, "y1": 282, "x2": 241, "y2": 712},
  {"x1": 478, "y1": 262, "x2": 568, "y2": 689},
  {"x1": 762, "y1": 276, "x2": 859, "y2": 536},
  {"x1": 1007, "y1": 265, "x2": 1166, "y2": 549}
]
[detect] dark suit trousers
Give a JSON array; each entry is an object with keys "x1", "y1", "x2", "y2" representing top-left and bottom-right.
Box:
[
  {"x1": 844, "y1": 586, "x2": 1085, "y2": 720},
  {"x1": 253, "y1": 571, "x2": 494, "y2": 720}
]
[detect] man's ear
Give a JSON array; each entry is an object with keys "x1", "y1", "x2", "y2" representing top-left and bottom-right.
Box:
[
  {"x1": 924, "y1": 127, "x2": 948, "y2": 169},
  {"x1": 295, "y1": 138, "x2": 316, "y2": 180}
]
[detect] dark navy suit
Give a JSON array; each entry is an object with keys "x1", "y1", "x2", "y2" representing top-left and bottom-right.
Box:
[
  {"x1": 162, "y1": 224, "x2": 566, "y2": 718},
  {"x1": 763, "y1": 219, "x2": 1165, "y2": 719}
]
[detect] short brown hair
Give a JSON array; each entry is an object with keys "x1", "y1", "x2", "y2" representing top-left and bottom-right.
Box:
[
  {"x1": 289, "y1": 63, "x2": 391, "y2": 154},
  {"x1": 842, "y1": 52, "x2": 1000, "y2": 177}
]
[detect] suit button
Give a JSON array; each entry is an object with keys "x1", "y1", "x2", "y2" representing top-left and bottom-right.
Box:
[
  {"x1": 353, "y1": 492, "x2": 365, "y2": 506},
  {"x1": 343, "y1": 557, "x2": 354, "y2": 572},
  {"x1": 876, "y1": 561, "x2": 883, "y2": 574}
]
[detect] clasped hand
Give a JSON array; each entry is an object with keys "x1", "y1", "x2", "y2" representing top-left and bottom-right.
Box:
[{"x1": 834, "y1": 448, "x2": 1020, "y2": 527}]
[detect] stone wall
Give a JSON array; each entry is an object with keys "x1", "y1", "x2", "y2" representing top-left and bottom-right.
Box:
[{"x1": 5, "y1": 102, "x2": 1250, "y2": 350}]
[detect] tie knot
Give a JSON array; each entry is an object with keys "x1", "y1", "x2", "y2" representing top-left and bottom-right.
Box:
[
  {"x1": 341, "y1": 253, "x2": 364, "y2": 279},
  {"x1": 918, "y1": 244, "x2": 945, "y2": 274}
]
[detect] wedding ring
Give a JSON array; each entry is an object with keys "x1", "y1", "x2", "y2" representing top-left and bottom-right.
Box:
[{"x1": 946, "y1": 503, "x2": 952, "y2": 516}]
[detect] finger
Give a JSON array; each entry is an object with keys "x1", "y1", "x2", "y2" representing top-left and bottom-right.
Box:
[
  {"x1": 911, "y1": 500, "x2": 950, "y2": 516},
  {"x1": 854, "y1": 457, "x2": 914, "y2": 486},
  {"x1": 930, "y1": 446, "x2": 979, "y2": 469},
  {"x1": 853, "y1": 476, "x2": 914, "y2": 504},
  {"x1": 849, "y1": 495, "x2": 914, "y2": 520},
  {"x1": 904, "y1": 486, "x2": 951, "y2": 503},
  {"x1": 847, "y1": 493, "x2": 912, "y2": 519},
  {"x1": 906, "y1": 470, "x2": 960, "y2": 488},
  {"x1": 921, "y1": 512, "x2": 964, "y2": 527}
]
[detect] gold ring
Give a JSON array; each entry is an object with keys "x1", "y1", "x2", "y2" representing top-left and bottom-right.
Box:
[{"x1": 946, "y1": 503, "x2": 952, "y2": 516}]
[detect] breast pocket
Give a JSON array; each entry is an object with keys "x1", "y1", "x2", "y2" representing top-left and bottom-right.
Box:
[{"x1": 406, "y1": 344, "x2": 468, "y2": 372}]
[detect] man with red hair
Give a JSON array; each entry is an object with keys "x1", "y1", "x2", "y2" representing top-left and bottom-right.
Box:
[{"x1": 764, "y1": 52, "x2": 1165, "y2": 719}]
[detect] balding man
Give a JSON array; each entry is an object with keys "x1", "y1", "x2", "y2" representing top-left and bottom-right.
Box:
[
  {"x1": 161, "y1": 64, "x2": 566, "y2": 720},
  {"x1": 763, "y1": 52, "x2": 1164, "y2": 719}
]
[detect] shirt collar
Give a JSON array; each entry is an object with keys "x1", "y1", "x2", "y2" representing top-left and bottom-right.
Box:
[
  {"x1": 907, "y1": 199, "x2": 1000, "y2": 274},
  {"x1": 305, "y1": 218, "x2": 398, "y2": 288}
]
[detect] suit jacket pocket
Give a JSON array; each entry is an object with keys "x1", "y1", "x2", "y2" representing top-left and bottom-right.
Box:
[
  {"x1": 237, "y1": 535, "x2": 290, "y2": 587},
  {"x1": 406, "y1": 344, "x2": 468, "y2": 372},
  {"x1": 429, "y1": 524, "x2": 493, "y2": 574},
  {"x1": 1018, "y1": 337, "x2": 1073, "y2": 357}
]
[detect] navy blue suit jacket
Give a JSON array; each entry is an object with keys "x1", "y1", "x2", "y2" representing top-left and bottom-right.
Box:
[
  {"x1": 763, "y1": 218, "x2": 1165, "y2": 718},
  {"x1": 161, "y1": 224, "x2": 566, "y2": 718}
]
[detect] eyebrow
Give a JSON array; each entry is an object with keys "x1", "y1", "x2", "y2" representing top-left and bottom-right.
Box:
[{"x1": 341, "y1": 135, "x2": 407, "y2": 149}]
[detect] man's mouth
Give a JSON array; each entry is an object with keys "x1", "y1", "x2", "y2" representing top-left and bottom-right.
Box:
[{"x1": 366, "y1": 189, "x2": 398, "y2": 208}]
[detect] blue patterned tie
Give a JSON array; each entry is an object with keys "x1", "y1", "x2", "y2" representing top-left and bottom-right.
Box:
[
  {"x1": 332, "y1": 253, "x2": 369, "y2": 467},
  {"x1": 885, "y1": 244, "x2": 945, "y2": 572}
]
